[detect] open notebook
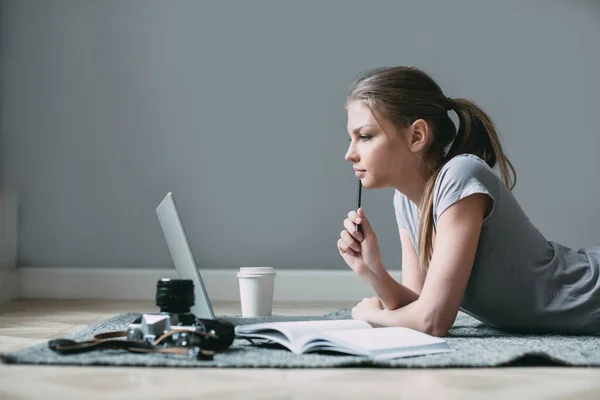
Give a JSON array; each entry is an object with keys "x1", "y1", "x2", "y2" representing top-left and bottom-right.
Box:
[{"x1": 235, "y1": 319, "x2": 453, "y2": 360}]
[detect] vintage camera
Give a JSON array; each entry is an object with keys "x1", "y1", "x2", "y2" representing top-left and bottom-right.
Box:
[{"x1": 125, "y1": 278, "x2": 234, "y2": 351}]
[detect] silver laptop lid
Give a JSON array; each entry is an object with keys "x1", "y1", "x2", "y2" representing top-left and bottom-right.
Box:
[{"x1": 156, "y1": 192, "x2": 215, "y2": 319}]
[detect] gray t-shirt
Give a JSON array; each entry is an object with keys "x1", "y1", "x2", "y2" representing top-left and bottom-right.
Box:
[{"x1": 394, "y1": 153, "x2": 600, "y2": 334}]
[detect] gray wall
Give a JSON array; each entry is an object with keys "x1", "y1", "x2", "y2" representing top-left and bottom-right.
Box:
[{"x1": 1, "y1": 0, "x2": 599, "y2": 270}]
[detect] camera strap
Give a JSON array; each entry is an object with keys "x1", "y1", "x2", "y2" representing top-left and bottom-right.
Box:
[{"x1": 48, "y1": 329, "x2": 217, "y2": 360}]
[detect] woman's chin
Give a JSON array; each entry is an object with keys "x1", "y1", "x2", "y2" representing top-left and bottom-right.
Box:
[
  {"x1": 360, "y1": 178, "x2": 375, "y2": 189},
  {"x1": 361, "y1": 178, "x2": 387, "y2": 190}
]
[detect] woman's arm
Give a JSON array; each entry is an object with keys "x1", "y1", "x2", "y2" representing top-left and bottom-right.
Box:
[
  {"x1": 398, "y1": 227, "x2": 426, "y2": 295},
  {"x1": 363, "y1": 193, "x2": 490, "y2": 336},
  {"x1": 356, "y1": 225, "x2": 424, "y2": 310},
  {"x1": 363, "y1": 268, "x2": 419, "y2": 310}
]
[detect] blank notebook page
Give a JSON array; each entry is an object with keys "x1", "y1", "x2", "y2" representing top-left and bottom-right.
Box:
[{"x1": 323, "y1": 327, "x2": 445, "y2": 351}]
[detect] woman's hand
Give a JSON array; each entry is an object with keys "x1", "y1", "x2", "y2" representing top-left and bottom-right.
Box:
[
  {"x1": 337, "y1": 207, "x2": 383, "y2": 279},
  {"x1": 351, "y1": 296, "x2": 384, "y2": 323}
]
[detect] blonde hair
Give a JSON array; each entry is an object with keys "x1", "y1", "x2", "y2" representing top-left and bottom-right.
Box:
[{"x1": 346, "y1": 66, "x2": 516, "y2": 270}]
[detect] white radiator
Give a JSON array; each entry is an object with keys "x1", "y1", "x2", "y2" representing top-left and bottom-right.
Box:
[{"x1": 0, "y1": 189, "x2": 17, "y2": 271}]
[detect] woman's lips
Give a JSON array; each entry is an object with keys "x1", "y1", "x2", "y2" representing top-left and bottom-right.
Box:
[{"x1": 354, "y1": 169, "x2": 366, "y2": 177}]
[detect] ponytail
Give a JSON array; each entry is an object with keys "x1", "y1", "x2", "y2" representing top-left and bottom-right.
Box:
[{"x1": 417, "y1": 98, "x2": 516, "y2": 270}]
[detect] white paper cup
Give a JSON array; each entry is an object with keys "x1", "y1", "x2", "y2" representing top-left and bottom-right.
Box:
[{"x1": 237, "y1": 267, "x2": 276, "y2": 317}]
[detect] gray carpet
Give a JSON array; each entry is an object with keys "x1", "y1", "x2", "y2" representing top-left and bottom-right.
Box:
[{"x1": 2, "y1": 309, "x2": 600, "y2": 368}]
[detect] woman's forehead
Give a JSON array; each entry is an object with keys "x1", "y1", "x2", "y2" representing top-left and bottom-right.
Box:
[{"x1": 346, "y1": 102, "x2": 379, "y2": 131}]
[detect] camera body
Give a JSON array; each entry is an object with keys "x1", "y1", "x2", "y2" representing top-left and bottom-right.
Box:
[{"x1": 125, "y1": 279, "x2": 234, "y2": 351}]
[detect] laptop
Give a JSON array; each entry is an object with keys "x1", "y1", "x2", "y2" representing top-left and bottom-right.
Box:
[{"x1": 155, "y1": 192, "x2": 330, "y2": 326}]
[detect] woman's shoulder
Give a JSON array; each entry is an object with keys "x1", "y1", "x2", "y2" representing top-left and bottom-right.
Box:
[
  {"x1": 435, "y1": 154, "x2": 500, "y2": 191},
  {"x1": 432, "y1": 154, "x2": 502, "y2": 225},
  {"x1": 440, "y1": 153, "x2": 494, "y2": 177}
]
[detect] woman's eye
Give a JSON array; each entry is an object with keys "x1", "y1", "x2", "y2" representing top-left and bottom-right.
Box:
[{"x1": 347, "y1": 135, "x2": 371, "y2": 142}]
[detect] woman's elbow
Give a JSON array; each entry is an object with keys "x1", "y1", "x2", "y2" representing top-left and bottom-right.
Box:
[
  {"x1": 424, "y1": 324, "x2": 449, "y2": 337},
  {"x1": 420, "y1": 307, "x2": 452, "y2": 337}
]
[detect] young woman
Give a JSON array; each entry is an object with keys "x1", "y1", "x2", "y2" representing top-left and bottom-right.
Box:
[{"x1": 337, "y1": 66, "x2": 600, "y2": 337}]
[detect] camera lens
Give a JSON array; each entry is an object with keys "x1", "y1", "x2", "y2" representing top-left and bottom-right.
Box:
[{"x1": 155, "y1": 278, "x2": 195, "y2": 313}]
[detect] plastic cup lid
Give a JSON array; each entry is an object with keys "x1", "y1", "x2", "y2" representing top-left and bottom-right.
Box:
[{"x1": 239, "y1": 267, "x2": 275, "y2": 274}]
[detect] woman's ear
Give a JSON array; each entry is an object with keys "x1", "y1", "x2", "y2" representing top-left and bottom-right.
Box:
[{"x1": 406, "y1": 119, "x2": 431, "y2": 153}]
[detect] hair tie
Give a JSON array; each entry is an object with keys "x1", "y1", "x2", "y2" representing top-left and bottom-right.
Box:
[{"x1": 446, "y1": 97, "x2": 456, "y2": 111}]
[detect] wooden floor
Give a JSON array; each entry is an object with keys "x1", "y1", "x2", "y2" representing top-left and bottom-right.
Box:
[{"x1": 1, "y1": 300, "x2": 600, "y2": 400}]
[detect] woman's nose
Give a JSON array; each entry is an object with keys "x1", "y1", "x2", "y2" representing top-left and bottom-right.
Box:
[{"x1": 345, "y1": 146, "x2": 358, "y2": 162}]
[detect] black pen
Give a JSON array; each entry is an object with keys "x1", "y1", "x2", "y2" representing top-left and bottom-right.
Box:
[{"x1": 356, "y1": 179, "x2": 362, "y2": 234}]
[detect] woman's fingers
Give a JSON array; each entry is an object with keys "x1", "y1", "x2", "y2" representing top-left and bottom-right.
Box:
[
  {"x1": 344, "y1": 218, "x2": 364, "y2": 241},
  {"x1": 341, "y1": 230, "x2": 361, "y2": 252},
  {"x1": 337, "y1": 239, "x2": 355, "y2": 257},
  {"x1": 343, "y1": 218, "x2": 363, "y2": 242},
  {"x1": 347, "y1": 211, "x2": 361, "y2": 225},
  {"x1": 338, "y1": 211, "x2": 368, "y2": 260}
]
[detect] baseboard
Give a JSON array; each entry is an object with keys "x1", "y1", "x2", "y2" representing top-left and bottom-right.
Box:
[
  {"x1": 18, "y1": 267, "x2": 402, "y2": 302},
  {"x1": 0, "y1": 269, "x2": 20, "y2": 303}
]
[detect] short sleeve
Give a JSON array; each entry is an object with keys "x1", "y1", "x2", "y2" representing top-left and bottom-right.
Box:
[
  {"x1": 394, "y1": 189, "x2": 420, "y2": 251},
  {"x1": 393, "y1": 189, "x2": 407, "y2": 228},
  {"x1": 433, "y1": 155, "x2": 498, "y2": 227}
]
